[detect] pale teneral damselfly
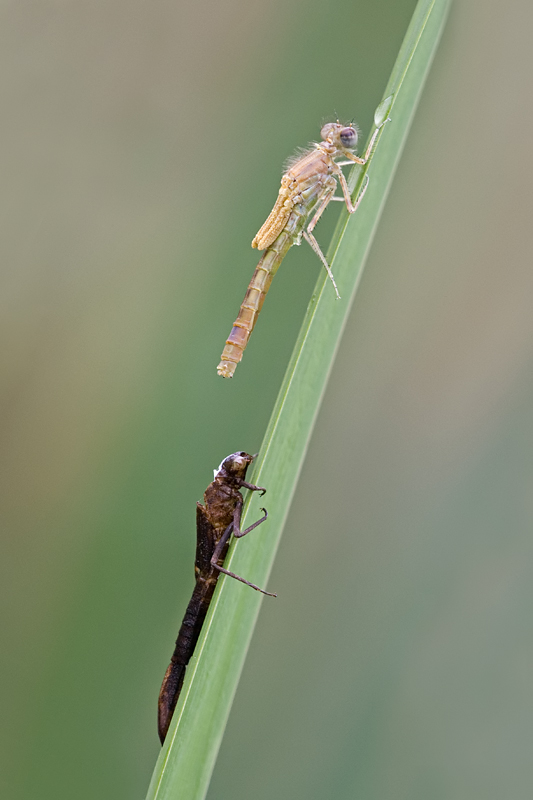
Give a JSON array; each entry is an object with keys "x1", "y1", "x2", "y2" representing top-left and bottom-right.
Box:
[{"x1": 217, "y1": 117, "x2": 389, "y2": 378}]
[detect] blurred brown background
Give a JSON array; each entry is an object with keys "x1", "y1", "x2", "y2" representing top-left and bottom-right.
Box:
[{"x1": 2, "y1": 1, "x2": 533, "y2": 798}]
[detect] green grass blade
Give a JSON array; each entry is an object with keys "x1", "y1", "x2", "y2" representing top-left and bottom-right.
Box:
[{"x1": 146, "y1": 1, "x2": 450, "y2": 797}]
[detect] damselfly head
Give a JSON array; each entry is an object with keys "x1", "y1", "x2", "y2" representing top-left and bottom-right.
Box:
[
  {"x1": 214, "y1": 451, "x2": 254, "y2": 479},
  {"x1": 320, "y1": 122, "x2": 359, "y2": 150}
]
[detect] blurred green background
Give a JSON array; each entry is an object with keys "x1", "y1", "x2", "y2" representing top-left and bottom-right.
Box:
[{"x1": 2, "y1": 1, "x2": 533, "y2": 798}]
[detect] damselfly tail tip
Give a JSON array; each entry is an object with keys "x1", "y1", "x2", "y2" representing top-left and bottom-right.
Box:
[{"x1": 217, "y1": 360, "x2": 236, "y2": 378}]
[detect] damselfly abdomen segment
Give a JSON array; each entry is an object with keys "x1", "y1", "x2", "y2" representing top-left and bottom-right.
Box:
[{"x1": 217, "y1": 119, "x2": 388, "y2": 378}]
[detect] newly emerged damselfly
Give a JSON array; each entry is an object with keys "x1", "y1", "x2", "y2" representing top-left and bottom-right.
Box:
[{"x1": 217, "y1": 118, "x2": 389, "y2": 377}]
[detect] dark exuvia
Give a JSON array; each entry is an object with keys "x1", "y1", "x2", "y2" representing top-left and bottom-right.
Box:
[{"x1": 158, "y1": 451, "x2": 275, "y2": 744}]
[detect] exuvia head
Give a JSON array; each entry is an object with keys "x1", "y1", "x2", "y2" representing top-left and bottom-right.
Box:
[
  {"x1": 214, "y1": 451, "x2": 254, "y2": 480},
  {"x1": 320, "y1": 122, "x2": 359, "y2": 150}
]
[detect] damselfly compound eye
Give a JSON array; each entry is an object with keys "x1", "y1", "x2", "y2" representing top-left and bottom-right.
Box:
[
  {"x1": 340, "y1": 127, "x2": 358, "y2": 148},
  {"x1": 320, "y1": 123, "x2": 337, "y2": 141}
]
